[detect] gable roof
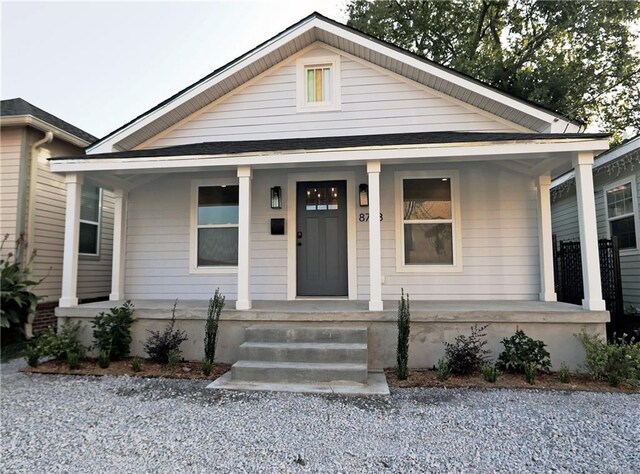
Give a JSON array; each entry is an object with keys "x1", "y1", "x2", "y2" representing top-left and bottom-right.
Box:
[
  {"x1": 0, "y1": 98, "x2": 96, "y2": 145},
  {"x1": 88, "y1": 12, "x2": 582, "y2": 154}
]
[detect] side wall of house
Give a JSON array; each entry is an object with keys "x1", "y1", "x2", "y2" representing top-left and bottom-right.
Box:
[
  {"x1": 0, "y1": 127, "x2": 25, "y2": 256},
  {"x1": 551, "y1": 168, "x2": 640, "y2": 308},
  {"x1": 124, "y1": 162, "x2": 539, "y2": 301}
]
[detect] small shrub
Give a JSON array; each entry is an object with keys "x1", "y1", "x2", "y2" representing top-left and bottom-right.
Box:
[
  {"x1": 396, "y1": 289, "x2": 410, "y2": 380},
  {"x1": 92, "y1": 301, "x2": 135, "y2": 361},
  {"x1": 25, "y1": 344, "x2": 40, "y2": 367},
  {"x1": 204, "y1": 288, "x2": 225, "y2": 364},
  {"x1": 481, "y1": 365, "x2": 501, "y2": 383},
  {"x1": 131, "y1": 357, "x2": 142, "y2": 372},
  {"x1": 202, "y1": 359, "x2": 213, "y2": 376},
  {"x1": 576, "y1": 332, "x2": 640, "y2": 384},
  {"x1": 608, "y1": 371, "x2": 620, "y2": 387},
  {"x1": 443, "y1": 324, "x2": 490, "y2": 375},
  {"x1": 558, "y1": 362, "x2": 571, "y2": 383},
  {"x1": 524, "y1": 363, "x2": 536, "y2": 385},
  {"x1": 32, "y1": 321, "x2": 86, "y2": 361},
  {"x1": 497, "y1": 329, "x2": 551, "y2": 374},
  {"x1": 436, "y1": 358, "x2": 451, "y2": 381},
  {"x1": 67, "y1": 351, "x2": 80, "y2": 370},
  {"x1": 98, "y1": 351, "x2": 110, "y2": 369},
  {"x1": 167, "y1": 349, "x2": 180, "y2": 369},
  {"x1": 143, "y1": 299, "x2": 188, "y2": 363}
]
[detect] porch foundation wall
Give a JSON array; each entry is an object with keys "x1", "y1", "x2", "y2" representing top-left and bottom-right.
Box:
[{"x1": 56, "y1": 306, "x2": 608, "y2": 371}]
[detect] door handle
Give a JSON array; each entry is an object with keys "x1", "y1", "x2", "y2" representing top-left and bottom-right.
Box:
[{"x1": 297, "y1": 231, "x2": 302, "y2": 246}]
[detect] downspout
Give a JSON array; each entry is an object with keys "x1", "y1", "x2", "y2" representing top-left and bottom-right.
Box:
[
  {"x1": 24, "y1": 130, "x2": 53, "y2": 339},
  {"x1": 14, "y1": 129, "x2": 31, "y2": 260}
]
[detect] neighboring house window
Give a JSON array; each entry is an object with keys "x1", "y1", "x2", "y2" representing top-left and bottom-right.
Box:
[
  {"x1": 395, "y1": 171, "x2": 462, "y2": 272},
  {"x1": 296, "y1": 55, "x2": 341, "y2": 112},
  {"x1": 193, "y1": 183, "x2": 239, "y2": 269},
  {"x1": 604, "y1": 177, "x2": 638, "y2": 251},
  {"x1": 79, "y1": 184, "x2": 101, "y2": 256}
]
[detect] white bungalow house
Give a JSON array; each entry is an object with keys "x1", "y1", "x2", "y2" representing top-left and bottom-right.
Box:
[{"x1": 52, "y1": 13, "x2": 610, "y2": 379}]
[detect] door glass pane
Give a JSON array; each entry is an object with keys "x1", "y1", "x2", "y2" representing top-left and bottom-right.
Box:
[
  {"x1": 198, "y1": 228, "x2": 238, "y2": 266},
  {"x1": 198, "y1": 186, "x2": 239, "y2": 225},
  {"x1": 328, "y1": 185, "x2": 338, "y2": 210},
  {"x1": 305, "y1": 184, "x2": 337, "y2": 211},
  {"x1": 404, "y1": 223, "x2": 453, "y2": 264},
  {"x1": 403, "y1": 179, "x2": 451, "y2": 220},
  {"x1": 306, "y1": 186, "x2": 318, "y2": 210},
  {"x1": 610, "y1": 216, "x2": 637, "y2": 249},
  {"x1": 79, "y1": 222, "x2": 98, "y2": 254},
  {"x1": 607, "y1": 183, "x2": 633, "y2": 218},
  {"x1": 80, "y1": 185, "x2": 100, "y2": 222}
]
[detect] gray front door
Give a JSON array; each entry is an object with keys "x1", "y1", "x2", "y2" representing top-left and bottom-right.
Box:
[{"x1": 296, "y1": 181, "x2": 348, "y2": 296}]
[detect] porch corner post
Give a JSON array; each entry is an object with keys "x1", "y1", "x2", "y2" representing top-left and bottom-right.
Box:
[
  {"x1": 572, "y1": 152, "x2": 606, "y2": 311},
  {"x1": 236, "y1": 165, "x2": 252, "y2": 310},
  {"x1": 109, "y1": 188, "x2": 127, "y2": 301},
  {"x1": 367, "y1": 160, "x2": 383, "y2": 311},
  {"x1": 536, "y1": 175, "x2": 556, "y2": 302},
  {"x1": 59, "y1": 172, "x2": 83, "y2": 308}
]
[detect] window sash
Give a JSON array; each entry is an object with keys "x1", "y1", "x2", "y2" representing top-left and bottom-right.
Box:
[
  {"x1": 195, "y1": 185, "x2": 239, "y2": 267},
  {"x1": 79, "y1": 186, "x2": 101, "y2": 256},
  {"x1": 605, "y1": 179, "x2": 638, "y2": 251},
  {"x1": 305, "y1": 66, "x2": 331, "y2": 103}
]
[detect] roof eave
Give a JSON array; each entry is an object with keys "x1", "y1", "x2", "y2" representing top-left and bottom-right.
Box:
[{"x1": 0, "y1": 115, "x2": 93, "y2": 148}]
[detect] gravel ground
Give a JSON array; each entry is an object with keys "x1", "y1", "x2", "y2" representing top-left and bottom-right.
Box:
[{"x1": 2, "y1": 358, "x2": 639, "y2": 474}]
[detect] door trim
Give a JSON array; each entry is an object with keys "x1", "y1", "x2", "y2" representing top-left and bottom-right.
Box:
[{"x1": 287, "y1": 171, "x2": 357, "y2": 300}]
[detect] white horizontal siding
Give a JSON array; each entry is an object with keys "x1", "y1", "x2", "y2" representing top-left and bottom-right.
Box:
[
  {"x1": 0, "y1": 128, "x2": 23, "y2": 256},
  {"x1": 148, "y1": 47, "x2": 519, "y2": 148}
]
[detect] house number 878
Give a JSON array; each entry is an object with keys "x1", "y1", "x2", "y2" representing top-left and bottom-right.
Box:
[{"x1": 358, "y1": 213, "x2": 383, "y2": 222}]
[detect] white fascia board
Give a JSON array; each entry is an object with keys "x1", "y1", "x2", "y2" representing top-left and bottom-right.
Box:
[
  {"x1": 594, "y1": 136, "x2": 639, "y2": 168},
  {"x1": 0, "y1": 115, "x2": 92, "y2": 148},
  {"x1": 51, "y1": 138, "x2": 610, "y2": 174},
  {"x1": 87, "y1": 19, "x2": 318, "y2": 154}
]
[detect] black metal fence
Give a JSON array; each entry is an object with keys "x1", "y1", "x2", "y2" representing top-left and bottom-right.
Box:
[{"x1": 553, "y1": 236, "x2": 624, "y2": 318}]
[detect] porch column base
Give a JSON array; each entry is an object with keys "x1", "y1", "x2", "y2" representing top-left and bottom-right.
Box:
[
  {"x1": 236, "y1": 300, "x2": 252, "y2": 310},
  {"x1": 369, "y1": 300, "x2": 383, "y2": 311},
  {"x1": 59, "y1": 297, "x2": 78, "y2": 308},
  {"x1": 539, "y1": 292, "x2": 557, "y2": 302},
  {"x1": 582, "y1": 298, "x2": 606, "y2": 311},
  {"x1": 109, "y1": 293, "x2": 124, "y2": 301}
]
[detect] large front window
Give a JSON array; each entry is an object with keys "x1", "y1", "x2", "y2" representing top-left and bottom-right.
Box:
[
  {"x1": 79, "y1": 184, "x2": 101, "y2": 256},
  {"x1": 196, "y1": 185, "x2": 239, "y2": 266},
  {"x1": 605, "y1": 178, "x2": 638, "y2": 251}
]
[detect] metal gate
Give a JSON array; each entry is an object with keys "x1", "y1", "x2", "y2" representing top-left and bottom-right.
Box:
[{"x1": 553, "y1": 236, "x2": 624, "y2": 317}]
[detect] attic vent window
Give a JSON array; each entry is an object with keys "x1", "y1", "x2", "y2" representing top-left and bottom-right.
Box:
[{"x1": 297, "y1": 55, "x2": 341, "y2": 112}]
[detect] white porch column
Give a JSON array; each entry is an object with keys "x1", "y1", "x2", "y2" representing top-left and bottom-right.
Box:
[
  {"x1": 573, "y1": 152, "x2": 606, "y2": 311},
  {"x1": 109, "y1": 188, "x2": 127, "y2": 301},
  {"x1": 59, "y1": 173, "x2": 83, "y2": 308},
  {"x1": 236, "y1": 165, "x2": 252, "y2": 310},
  {"x1": 367, "y1": 161, "x2": 383, "y2": 311},
  {"x1": 536, "y1": 175, "x2": 557, "y2": 302}
]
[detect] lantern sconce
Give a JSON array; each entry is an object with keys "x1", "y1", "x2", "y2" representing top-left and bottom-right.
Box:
[
  {"x1": 270, "y1": 186, "x2": 282, "y2": 209},
  {"x1": 359, "y1": 184, "x2": 369, "y2": 207}
]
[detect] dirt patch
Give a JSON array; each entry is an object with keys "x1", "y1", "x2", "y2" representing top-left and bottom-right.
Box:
[
  {"x1": 385, "y1": 368, "x2": 639, "y2": 393},
  {"x1": 24, "y1": 358, "x2": 230, "y2": 381}
]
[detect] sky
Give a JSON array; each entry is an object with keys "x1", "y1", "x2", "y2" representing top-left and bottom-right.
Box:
[{"x1": 1, "y1": 0, "x2": 348, "y2": 139}]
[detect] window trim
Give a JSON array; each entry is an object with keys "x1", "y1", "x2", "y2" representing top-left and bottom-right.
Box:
[
  {"x1": 394, "y1": 170, "x2": 463, "y2": 273},
  {"x1": 296, "y1": 55, "x2": 341, "y2": 113},
  {"x1": 603, "y1": 174, "x2": 639, "y2": 255},
  {"x1": 79, "y1": 186, "x2": 102, "y2": 258},
  {"x1": 189, "y1": 178, "x2": 239, "y2": 274}
]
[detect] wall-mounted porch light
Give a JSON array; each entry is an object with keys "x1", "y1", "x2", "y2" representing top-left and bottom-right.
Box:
[
  {"x1": 270, "y1": 186, "x2": 282, "y2": 209},
  {"x1": 359, "y1": 183, "x2": 369, "y2": 207}
]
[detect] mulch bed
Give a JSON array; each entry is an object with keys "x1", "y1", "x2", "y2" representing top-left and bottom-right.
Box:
[
  {"x1": 385, "y1": 368, "x2": 639, "y2": 393},
  {"x1": 24, "y1": 358, "x2": 230, "y2": 381}
]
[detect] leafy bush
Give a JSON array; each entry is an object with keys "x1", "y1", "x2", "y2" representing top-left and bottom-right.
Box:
[
  {"x1": 497, "y1": 330, "x2": 551, "y2": 374},
  {"x1": 30, "y1": 321, "x2": 86, "y2": 361},
  {"x1": 204, "y1": 288, "x2": 225, "y2": 363},
  {"x1": 98, "y1": 351, "x2": 110, "y2": 368},
  {"x1": 1, "y1": 234, "x2": 42, "y2": 333},
  {"x1": 67, "y1": 352, "x2": 80, "y2": 370},
  {"x1": 481, "y1": 365, "x2": 501, "y2": 383},
  {"x1": 25, "y1": 344, "x2": 40, "y2": 367},
  {"x1": 167, "y1": 349, "x2": 181, "y2": 369},
  {"x1": 131, "y1": 357, "x2": 142, "y2": 372},
  {"x1": 443, "y1": 324, "x2": 490, "y2": 374},
  {"x1": 91, "y1": 301, "x2": 135, "y2": 361},
  {"x1": 524, "y1": 363, "x2": 536, "y2": 385},
  {"x1": 396, "y1": 289, "x2": 410, "y2": 380},
  {"x1": 558, "y1": 362, "x2": 571, "y2": 383},
  {"x1": 202, "y1": 359, "x2": 213, "y2": 376},
  {"x1": 143, "y1": 300, "x2": 187, "y2": 363},
  {"x1": 576, "y1": 332, "x2": 640, "y2": 384},
  {"x1": 436, "y1": 358, "x2": 451, "y2": 381}
]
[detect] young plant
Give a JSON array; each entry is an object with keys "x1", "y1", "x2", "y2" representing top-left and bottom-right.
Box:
[
  {"x1": 558, "y1": 362, "x2": 571, "y2": 383},
  {"x1": 443, "y1": 324, "x2": 490, "y2": 375},
  {"x1": 167, "y1": 349, "x2": 181, "y2": 369},
  {"x1": 524, "y1": 363, "x2": 536, "y2": 385},
  {"x1": 98, "y1": 351, "x2": 110, "y2": 369},
  {"x1": 436, "y1": 358, "x2": 451, "y2": 382},
  {"x1": 25, "y1": 343, "x2": 40, "y2": 367},
  {"x1": 576, "y1": 332, "x2": 640, "y2": 384},
  {"x1": 204, "y1": 288, "x2": 225, "y2": 364},
  {"x1": 143, "y1": 299, "x2": 188, "y2": 363},
  {"x1": 92, "y1": 301, "x2": 135, "y2": 361},
  {"x1": 31, "y1": 321, "x2": 86, "y2": 361},
  {"x1": 396, "y1": 289, "x2": 410, "y2": 380},
  {"x1": 202, "y1": 359, "x2": 213, "y2": 376},
  {"x1": 497, "y1": 329, "x2": 551, "y2": 374},
  {"x1": 130, "y1": 357, "x2": 142, "y2": 372},
  {"x1": 481, "y1": 365, "x2": 501, "y2": 383},
  {"x1": 67, "y1": 351, "x2": 80, "y2": 370}
]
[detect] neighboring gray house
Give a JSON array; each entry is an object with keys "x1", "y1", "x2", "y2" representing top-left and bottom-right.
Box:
[
  {"x1": 551, "y1": 135, "x2": 640, "y2": 310},
  {"x1": 0, "y1": 98, "x2": 114, "y2": 334}
]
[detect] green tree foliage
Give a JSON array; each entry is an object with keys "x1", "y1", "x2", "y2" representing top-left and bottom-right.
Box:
[{"x1": 346, "y1": 0, "x2": 640, "y2": 137}]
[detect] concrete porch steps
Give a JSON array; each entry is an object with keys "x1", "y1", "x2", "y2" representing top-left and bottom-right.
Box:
[
  {"x1": 232, "y1": 360, "x2": 368, "y2": 383},
  {"x1": 244, "y1": 325, "x2": 367, "y2": 344},
  {"x1": 239, "y1": 342, "x2": 368, "y2": 364}
]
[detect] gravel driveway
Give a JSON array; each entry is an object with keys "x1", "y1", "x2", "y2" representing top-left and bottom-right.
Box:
[{"x1": 2, "y1": 359, "x2": 638, "y2": 473}]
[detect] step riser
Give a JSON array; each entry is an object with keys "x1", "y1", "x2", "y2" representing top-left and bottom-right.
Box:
[
  {"x1": 245, "y1": 327, "x2": 367, "y2": 344},
  {"x1": 240, "y1": 346, "x2": 367, "y2": 364},
  {"x1": 232, "y1": 365, "x2": 368, "y2": 384}
]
